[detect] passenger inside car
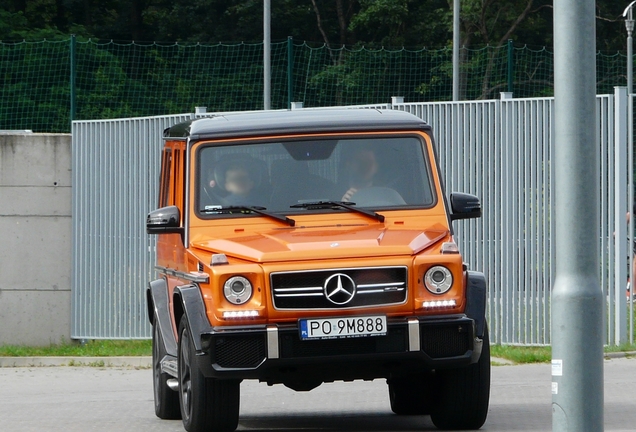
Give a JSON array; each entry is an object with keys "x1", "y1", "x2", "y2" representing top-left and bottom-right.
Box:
[{"x1": 340, "y1": 145, "x2": 379, "y2": 202}]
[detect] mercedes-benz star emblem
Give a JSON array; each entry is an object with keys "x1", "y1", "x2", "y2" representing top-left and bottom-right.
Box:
[{"x1": 324, "y1": 273, "x2": 356, "y2": 305}]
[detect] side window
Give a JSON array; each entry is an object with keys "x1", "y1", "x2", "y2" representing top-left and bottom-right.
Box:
[
  {"x1": 158, "y1": 148, "x2": 172, "y2": 208},
  {"x1": 157, "y1": 144, "x2": 184, "y2": 210},
  {"x1": 172, "y1": 148, "x2": 184, "y2": 210}
]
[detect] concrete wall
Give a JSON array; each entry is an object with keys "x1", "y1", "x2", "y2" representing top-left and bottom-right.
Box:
[{"x1": 0, "y1": 133, "x2": 72, "y2": 345}]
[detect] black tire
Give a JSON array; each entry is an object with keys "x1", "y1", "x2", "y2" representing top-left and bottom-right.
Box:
[
  {"x1": 152, "y1": 317, "x2": 181, "y2": 420},
  {"x1": 388, "y1": 372, "x2": 434, "y2": 415},
  {"x1": 178, "y1": 316, "x2": 240, "y2": 432},
  {"x1": 430, "y1": 326, "x2": 491, "y2": 430}
]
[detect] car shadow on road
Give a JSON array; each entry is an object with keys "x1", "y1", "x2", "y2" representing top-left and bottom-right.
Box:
[
  {"x1": 238, "y1": 412, "x2": 438, "y2": 431},
  {"x1": 239, "y1": 404, "x2": 555, "y2": 432}
]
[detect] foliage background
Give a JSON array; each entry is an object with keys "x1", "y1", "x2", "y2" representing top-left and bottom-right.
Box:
[{"x1": 0, "y1": 1, "x2": 632, "y2": 132}]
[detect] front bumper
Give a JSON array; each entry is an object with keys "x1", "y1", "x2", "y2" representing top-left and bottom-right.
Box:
[{"x1": 195, "y1": 315, "x2": 482, "y2": 384}]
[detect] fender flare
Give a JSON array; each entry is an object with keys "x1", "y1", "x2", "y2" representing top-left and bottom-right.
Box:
[
  {"x1": 147, "y1": 278, "x2": 178, "y2": 357},
  {"x1": 173, "y1": 284, "x2": 212, "y2": 353},
  {"x1": 464, "y1": 271, "x2": 487, "y2": 339}
]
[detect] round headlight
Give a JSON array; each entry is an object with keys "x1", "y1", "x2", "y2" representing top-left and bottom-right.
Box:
[
  {"x1": 223, "y1": 276, "x2": 253, "y2": 305},
  {"x1": 424, "y1": 266, "x2": 453, "y2": 294}
]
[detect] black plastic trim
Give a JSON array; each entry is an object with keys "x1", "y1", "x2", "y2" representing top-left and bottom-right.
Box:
[
  {"x1": 194, "y1": 315, "x2": 477, "y2": 381},
  {"x1": 147, "y1": 278, "x2": 178, "y2": 357},
  {"x1": 174, "y1": 284, "x2": 213, "y2": 352},
  {"x1": 464, "y1": 271, "x2": 487, "y2": 338}
]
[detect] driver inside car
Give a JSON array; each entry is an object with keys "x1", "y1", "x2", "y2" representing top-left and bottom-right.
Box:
[{"x1": 222, "y1": 162, "x2": 257, "y2": 206}]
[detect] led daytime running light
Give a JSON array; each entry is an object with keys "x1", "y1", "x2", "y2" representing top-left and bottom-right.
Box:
[
  {"x1": 223, "y1": 310, "x2": 259, "y2": 319},
  {"x1": 422, "y1": 299, "x2": 456, "y2": 308}
]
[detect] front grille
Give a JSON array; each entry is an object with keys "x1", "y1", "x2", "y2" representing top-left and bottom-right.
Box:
[
  {"x1": 213, "y1": 334, "x2": 266, "y2": 368},
  {"x1": 279, "y1": 326, "x2": 408, "y2": 358},
  {"x1": 271, "y1": 266, "x2": 407, "y2": 309},
  {"x1": 420, "y1": 322, "x2": 472, "y2": 358}
]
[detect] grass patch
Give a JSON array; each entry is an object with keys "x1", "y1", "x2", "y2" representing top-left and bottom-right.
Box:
[
  {"x1": 491, "y1": 345, "x2": 552, "y2": 364},
  {"x1": 603, "y1": 343, "x2": 636, "y2": 353},
  {"x1": 492, "y1": 343, "x2": 636, "y2": 364},
  {"x1": 2, "y1": 339, "x2": 635, "y2": 363},
  {"x1": 0, "y1": 339, "x2": 151, "y2": 357}
]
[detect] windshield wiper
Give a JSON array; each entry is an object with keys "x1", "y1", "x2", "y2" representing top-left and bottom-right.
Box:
[
  {"x1": 290, "y1": 201, "x2": 385, "y2": 223},
  {"x1": 201, "y1": 205, "x2": 296, "y2": 226}
]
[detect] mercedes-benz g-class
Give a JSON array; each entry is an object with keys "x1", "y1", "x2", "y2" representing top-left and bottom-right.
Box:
[{"x1": 146, "y1": 108, "x2": 489, "y2": 431}]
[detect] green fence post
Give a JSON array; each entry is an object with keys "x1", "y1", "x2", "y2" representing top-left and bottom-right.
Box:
[
  {"x1": 287, "y1": 36, "x2": 294, "y2": 109},
  {"x1": 507, "y1": 39, "x2": 514, "y2": 94},
  {"x1": 70, "y1": 34, "x2": 76, "y2": 125}
]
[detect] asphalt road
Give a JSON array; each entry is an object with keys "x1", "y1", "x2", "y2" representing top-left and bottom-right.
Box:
[{"x1": 1, "y1": 357, "x2": 634, "y2": 432}]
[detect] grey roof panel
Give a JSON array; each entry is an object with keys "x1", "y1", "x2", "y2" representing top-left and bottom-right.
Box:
[{"x1": 164, "y1": 109, "x2": 430, "y2": 140}]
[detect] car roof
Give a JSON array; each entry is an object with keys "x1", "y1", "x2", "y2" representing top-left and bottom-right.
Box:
[{"x1": 164, "y1": 109, "x2": 431, "y2": 140}]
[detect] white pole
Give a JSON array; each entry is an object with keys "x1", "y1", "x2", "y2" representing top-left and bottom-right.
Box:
[
  {"x1": 614, "y1": 87, "x2": 629, "y2": 346},
  {"x1": 624, "y1": 1, "x2": 636, "y2": 344}
]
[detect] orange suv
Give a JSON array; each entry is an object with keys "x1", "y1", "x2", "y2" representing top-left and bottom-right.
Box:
[{"x1": 146, "y1": 109, "x2": 489, "y2": 431}]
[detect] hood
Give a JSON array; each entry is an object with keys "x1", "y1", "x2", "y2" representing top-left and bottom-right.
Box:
[{"x1": 192, "y1": 224, "x2": 449, "y2": 263}]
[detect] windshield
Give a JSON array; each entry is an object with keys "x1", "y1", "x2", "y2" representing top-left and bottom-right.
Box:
[{"x1": 196, "y1": 136, "x2": 436, "y2": 215}]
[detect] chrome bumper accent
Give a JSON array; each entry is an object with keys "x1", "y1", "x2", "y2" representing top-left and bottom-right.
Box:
[
  {"x1": 407, "y1": 318, "x2": 420, "y2": 351},
  {"x1": 267, "y1": 325, "x2": 279, "y2": 359},
  {"x1": 166, "y1": 378, "x2": 179, "y2": 391}
]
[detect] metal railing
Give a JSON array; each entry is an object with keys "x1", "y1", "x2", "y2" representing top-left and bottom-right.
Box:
[
  {"x1": 71, "y1": 114, "x2": 191, "y2": 338},
  {"x1": 71, "y1": 95, "x2": 634, "y2": 344}
]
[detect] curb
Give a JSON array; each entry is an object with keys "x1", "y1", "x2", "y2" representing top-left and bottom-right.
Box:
[
  {"x1": 1, "y1": 353, "x2": 633, "y2": 368},
  {"x1": 604, "y1": 351, "x2": 636, "y2": 359},
  {"x1": 2, "y1": 355, "x2": 515, "y2": 368},
  {"x1": 0, "y1": 356, "x2": 152, "y2": 368},
  {"x1": 491, "y1": 356, "x2": 517, "y2": 366}
]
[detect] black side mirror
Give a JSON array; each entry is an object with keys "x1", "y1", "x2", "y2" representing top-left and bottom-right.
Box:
[
  {"x1": 147, "y1": 206, "x2": 183, "y2": 234},
  {"x1": 449, "y1": 193, "x2": 482, "y2": 220}
]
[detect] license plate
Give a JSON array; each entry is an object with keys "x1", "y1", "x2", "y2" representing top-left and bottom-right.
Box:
[{"x1": 299, "y1": 315, "x2": 387, "y2": 340}]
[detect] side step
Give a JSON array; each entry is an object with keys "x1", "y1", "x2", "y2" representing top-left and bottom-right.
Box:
[{"x1": 161, "y1": 355, "x2": 178, "y2": 377}]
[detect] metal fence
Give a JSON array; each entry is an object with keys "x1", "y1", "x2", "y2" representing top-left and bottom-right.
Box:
[
  {"x1": 71, "y1": 95, "x2": 634, "y2": 345},
  {"x1": 395, "y1": 96, "x2": 554, "y2": 344},
  {"x1": 4, "y1": 38, "x2": 630, "y2": 134},
  {"x1": 71, "y1": 114, "x2": 192, "y2": 338},
  {"x1": 395, "y1": 92, "x2": 633, "y2": 345}
]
